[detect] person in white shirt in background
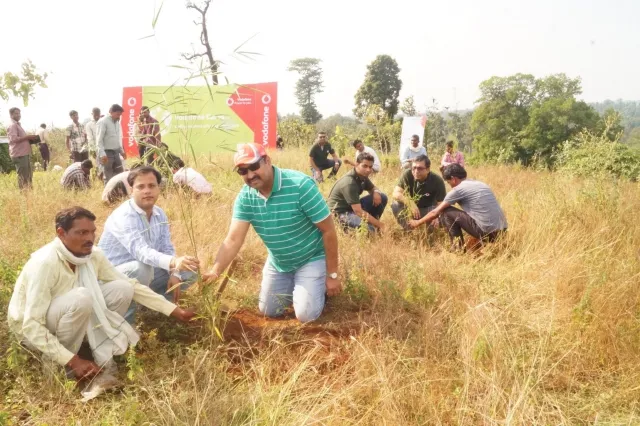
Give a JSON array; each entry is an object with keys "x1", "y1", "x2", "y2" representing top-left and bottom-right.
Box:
[
  {"x1": 7, "y1": 206, "x2": 195, "y2": 385},
  {"x1": 102, "y1": 171, "x2": 131, "y2": 204},
  {"x1": 85, "y1": 108, "x2": 103, "y2": 180},
  {"x1": 343, "y1": 139, "x2": 382, "y2": 173},
  {"x1": 172, "y1": 159, "x2": 212, "y2": 195},
  {"x1": 400, "y1": 134, "x2": 428, "y2": 169}
]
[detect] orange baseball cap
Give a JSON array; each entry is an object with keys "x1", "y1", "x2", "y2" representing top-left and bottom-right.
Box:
[{"x1": 234, "y1": 143, "x2": 266, "y2": 167}]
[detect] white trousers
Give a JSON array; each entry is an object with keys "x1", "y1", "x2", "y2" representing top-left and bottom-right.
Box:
[{"x1": 44, "y1": 280, "x2": 134, "y2": 365}]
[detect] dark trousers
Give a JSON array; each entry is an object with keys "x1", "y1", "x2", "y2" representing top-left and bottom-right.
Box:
[
  {"x1": 439, "y1": 206, "x2": 505, "y2": 244},
  {"x1": 13, "y1": 155, "x2": 32, "y2": 189},
  {"x1": 103, "y1": 150, "x2": 124, "y2": 184},
  {"x1": 138, "y1": 143, "x2": 154, "y2": 164},
  {"x1": 391, "y1": 201, "x2": 436, "y2": 231},
  {"x1": 337, "y1": 193, "x2": 388, "y2": 233},
  {"x1": 360, "y1": 193, "x2": 387, "y2": 220},
  {"x1": 39, "y1": 143, "x2": 50, "y2": 171},
  {"x1": 312, "y1": 159, "x2": 342, "y2": 182},
  {"x1": 72, "y1": 151, "x2": 89, "y2": 163}
]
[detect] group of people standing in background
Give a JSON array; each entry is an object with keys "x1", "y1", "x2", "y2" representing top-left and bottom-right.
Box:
[{"x1": 5, "y1": 105, "x2": 212, "y2": 200}]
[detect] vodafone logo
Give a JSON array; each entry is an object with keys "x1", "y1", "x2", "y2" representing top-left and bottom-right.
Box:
[
  {"x1": 226, "y1": 97, "x2": 235, "y2": 106},
  {"x1": 127, "y1": 97, "x2": 137, "y2": 107},
  {"x1": 261, "y1": 94, "x2": 271, "y2": 104}
]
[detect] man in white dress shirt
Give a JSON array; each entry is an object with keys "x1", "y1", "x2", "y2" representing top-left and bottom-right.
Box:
[
  {"x1": 98, "y1": 166, "x2": 200, "y2": 323},
  {"x1": 343, "y1": 139, "x2": 382, "y2": 173}
]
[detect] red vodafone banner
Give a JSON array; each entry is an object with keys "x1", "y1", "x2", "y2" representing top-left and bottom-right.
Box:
[
  {"x1": 226, "y1": 82, "x2": 278, "y2": 148},
  {"x1": 121, "y1": 86, "x2": 142, "y2": 157},
  {"x1": 121, "y1": 82, "x2": 278, "y2": 157}
]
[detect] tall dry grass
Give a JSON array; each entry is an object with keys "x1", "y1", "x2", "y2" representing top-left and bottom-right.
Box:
[{"x1": 0, "y1": 148, "x2": 639, "y2": 425}]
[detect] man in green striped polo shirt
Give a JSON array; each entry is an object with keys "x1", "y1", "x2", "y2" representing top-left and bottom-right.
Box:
[{"x1": 203, "y1": 143, "x2": 341, "y2": 322}]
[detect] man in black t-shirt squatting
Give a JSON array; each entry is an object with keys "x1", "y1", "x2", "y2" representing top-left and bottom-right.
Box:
[
  {"x1": 309, "y1": 131, "x2": 341, "y2": 183},
  {"x1": 391, "y1": 155, "x2": 446, "y2": 231}
]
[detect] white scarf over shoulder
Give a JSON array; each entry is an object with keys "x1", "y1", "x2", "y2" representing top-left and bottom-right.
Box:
[{"x1": 53, "y1": 238, "x2": 139, "y2": 365}]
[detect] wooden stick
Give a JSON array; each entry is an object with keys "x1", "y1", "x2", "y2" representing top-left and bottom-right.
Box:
[{"x1": 215, "y1": 258, "x2": 238, "y2": 301}]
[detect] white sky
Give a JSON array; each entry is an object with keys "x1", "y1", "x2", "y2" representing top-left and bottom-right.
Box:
[{"x1": 1, "y1": 0, "x2": 639, "y2": 130}]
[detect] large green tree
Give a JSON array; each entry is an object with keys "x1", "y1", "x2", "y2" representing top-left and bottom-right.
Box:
[
  {"x1": 471, "y1": 73, "x2": 599, "y2": 166},
  {"x1": 1, "y1": 60, "x2": 48, "y2": 106},
  {"x1": 288, "y1": 58, "x2": 324, "y2": 124},
  {"x1": 354, "y1": 55, "x2": 402, "y2": 120}
]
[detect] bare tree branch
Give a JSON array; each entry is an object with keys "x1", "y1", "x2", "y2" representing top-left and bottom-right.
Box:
[
  {"x1": 184, "y1": 0, "x2": 217, "y2": 85},
  {"x1": 181, "y1": 52, "x2": 207, "y2": 61}
]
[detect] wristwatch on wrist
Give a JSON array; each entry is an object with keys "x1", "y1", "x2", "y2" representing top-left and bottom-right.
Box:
[{"x1": 328, "y1": 272, "x2": 338, "y2": 279}]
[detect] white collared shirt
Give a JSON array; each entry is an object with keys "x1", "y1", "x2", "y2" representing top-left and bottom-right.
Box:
[{"x1": 98, "y1": 200, "x2": 175, "y2": 271}]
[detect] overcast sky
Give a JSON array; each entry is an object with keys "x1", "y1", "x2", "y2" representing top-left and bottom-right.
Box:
[{"x1": 1, "y1": 0, "x2": 639, "y2": 129}]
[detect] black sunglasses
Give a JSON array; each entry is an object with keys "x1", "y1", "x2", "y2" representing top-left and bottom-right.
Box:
[{"x1": 236, "y1": 158, "x2": 264, "y2": 175}]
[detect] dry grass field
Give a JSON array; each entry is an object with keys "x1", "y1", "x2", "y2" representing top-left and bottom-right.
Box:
[{"x1": 0, "y1": 147, "x2": 639, "y2": 425}]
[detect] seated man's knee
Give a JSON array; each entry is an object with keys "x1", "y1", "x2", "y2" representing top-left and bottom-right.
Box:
[
  {"x1": 295, "y1": 307, "x2": 322, "y2": 323},
  {"x1": 109, "y1": 280, "x2": 135, "y2": 304},
  {"x1": 72, "y1": 288, "x2": 94, "y2": 313},
  {"x1": 119, "y1": 261, "x2": 153, "y2": 286},
  {"x1": 391, "y1": 201, "x2": 404, "y2": 216},
  {"x1": 293, "y1": 295, "x2": 324, "y2": 323}
]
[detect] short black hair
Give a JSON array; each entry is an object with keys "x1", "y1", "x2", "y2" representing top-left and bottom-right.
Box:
[
  {"x1": 40, "y1": 123, "x2": 46, "y2": 128},
  {"x1": 92, "y1": 107, "x2": 101, "y2": 114},
  {"x1": 352, "y1": 139, "x2": 363, "y2": 148},
  {"x1": 443, "y1": 163, "x2": 467, "y2": 180},
  {"x1": 141, "y1": 106, "x2": 149, "y2": 112},
  {"x1": 356, "y1": 152, "x2": 374, "y2": 164},
  {"x1": 127, "y1": 166, "x2": 162, "y2": 187},
  {"x1": 69, "y1": 110, "x2": 78, "y2": 117},
  {"x1": 411, "y1": 134, "x2": 420, "y2": 140},
  {"x1": 446, "y1": 140, "x2": 454, "y2": 148},
  {"x1": 413, "y1": 155, "x2": 431, "y2": 168},
  {"x1": 9, "y1": 107, "x2": 20, "y2": 115},
  {"x1": 174, "y1": 158, "x2": 185, "y2": 169},
  {"x1": 55, "y1": 207, "x2": 96, "y2": 232},
  {"x1": 81, "y1": 159, "x2": 93, "y2": 170},
  {"x1": 109, "y1": 104, "x2": 124, "y2": 113}
]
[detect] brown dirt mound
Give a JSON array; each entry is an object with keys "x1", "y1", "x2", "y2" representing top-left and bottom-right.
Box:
[{"x1": 221, "y1": 308, "x2": 361, "y2": 377}]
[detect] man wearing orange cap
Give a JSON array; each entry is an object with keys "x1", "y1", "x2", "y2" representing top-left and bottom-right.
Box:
[{"x1": 202, "y1": 143, "x2": 341, "y2": 322}]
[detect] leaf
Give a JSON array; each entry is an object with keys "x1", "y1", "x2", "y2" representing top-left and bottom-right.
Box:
[{"x1": 152, "y1": 0, "x2": 164, "y2": 29}]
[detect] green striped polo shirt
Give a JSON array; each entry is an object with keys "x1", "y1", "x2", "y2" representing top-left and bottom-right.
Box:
[{"x1": 232, "y1": 166, "x2": 331, "y2": 272}]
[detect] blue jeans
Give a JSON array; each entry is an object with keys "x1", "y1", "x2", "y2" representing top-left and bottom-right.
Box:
[
  {"x1": 116, "y1": 260, "x2": 196, "y2": 324},
  {"x1": 338, "y1": 193, "x2": 388, "y2": 232},
  {"x1": 259, "y1": 259, "x2": 326, "y2": 323}
]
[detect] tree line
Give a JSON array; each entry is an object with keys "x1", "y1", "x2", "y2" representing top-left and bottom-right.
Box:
[{"x1": 283, "y1": 57, "x2": 639, "y2": 178}]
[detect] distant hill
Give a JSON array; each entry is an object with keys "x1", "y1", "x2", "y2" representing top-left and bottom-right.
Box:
[{"x1": 590, "y1": 100, "x2": 640, "y2": 129}]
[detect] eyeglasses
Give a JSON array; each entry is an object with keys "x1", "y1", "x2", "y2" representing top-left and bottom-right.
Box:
[
  {"x1": 236, "y1": 158, "x2": 264, "y2": 175},
  {"x1": 412, "y1": 166, "x2": 427, "y2": 171}
]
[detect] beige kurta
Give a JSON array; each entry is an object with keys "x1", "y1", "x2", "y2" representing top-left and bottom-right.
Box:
[{"x1": 7, "y1": 242, "x2": 177, "y2": 366}]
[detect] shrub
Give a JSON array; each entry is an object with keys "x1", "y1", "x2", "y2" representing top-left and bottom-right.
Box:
[{"x1": 556, "y1": 120, "x2": 640, "y2": 181}]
